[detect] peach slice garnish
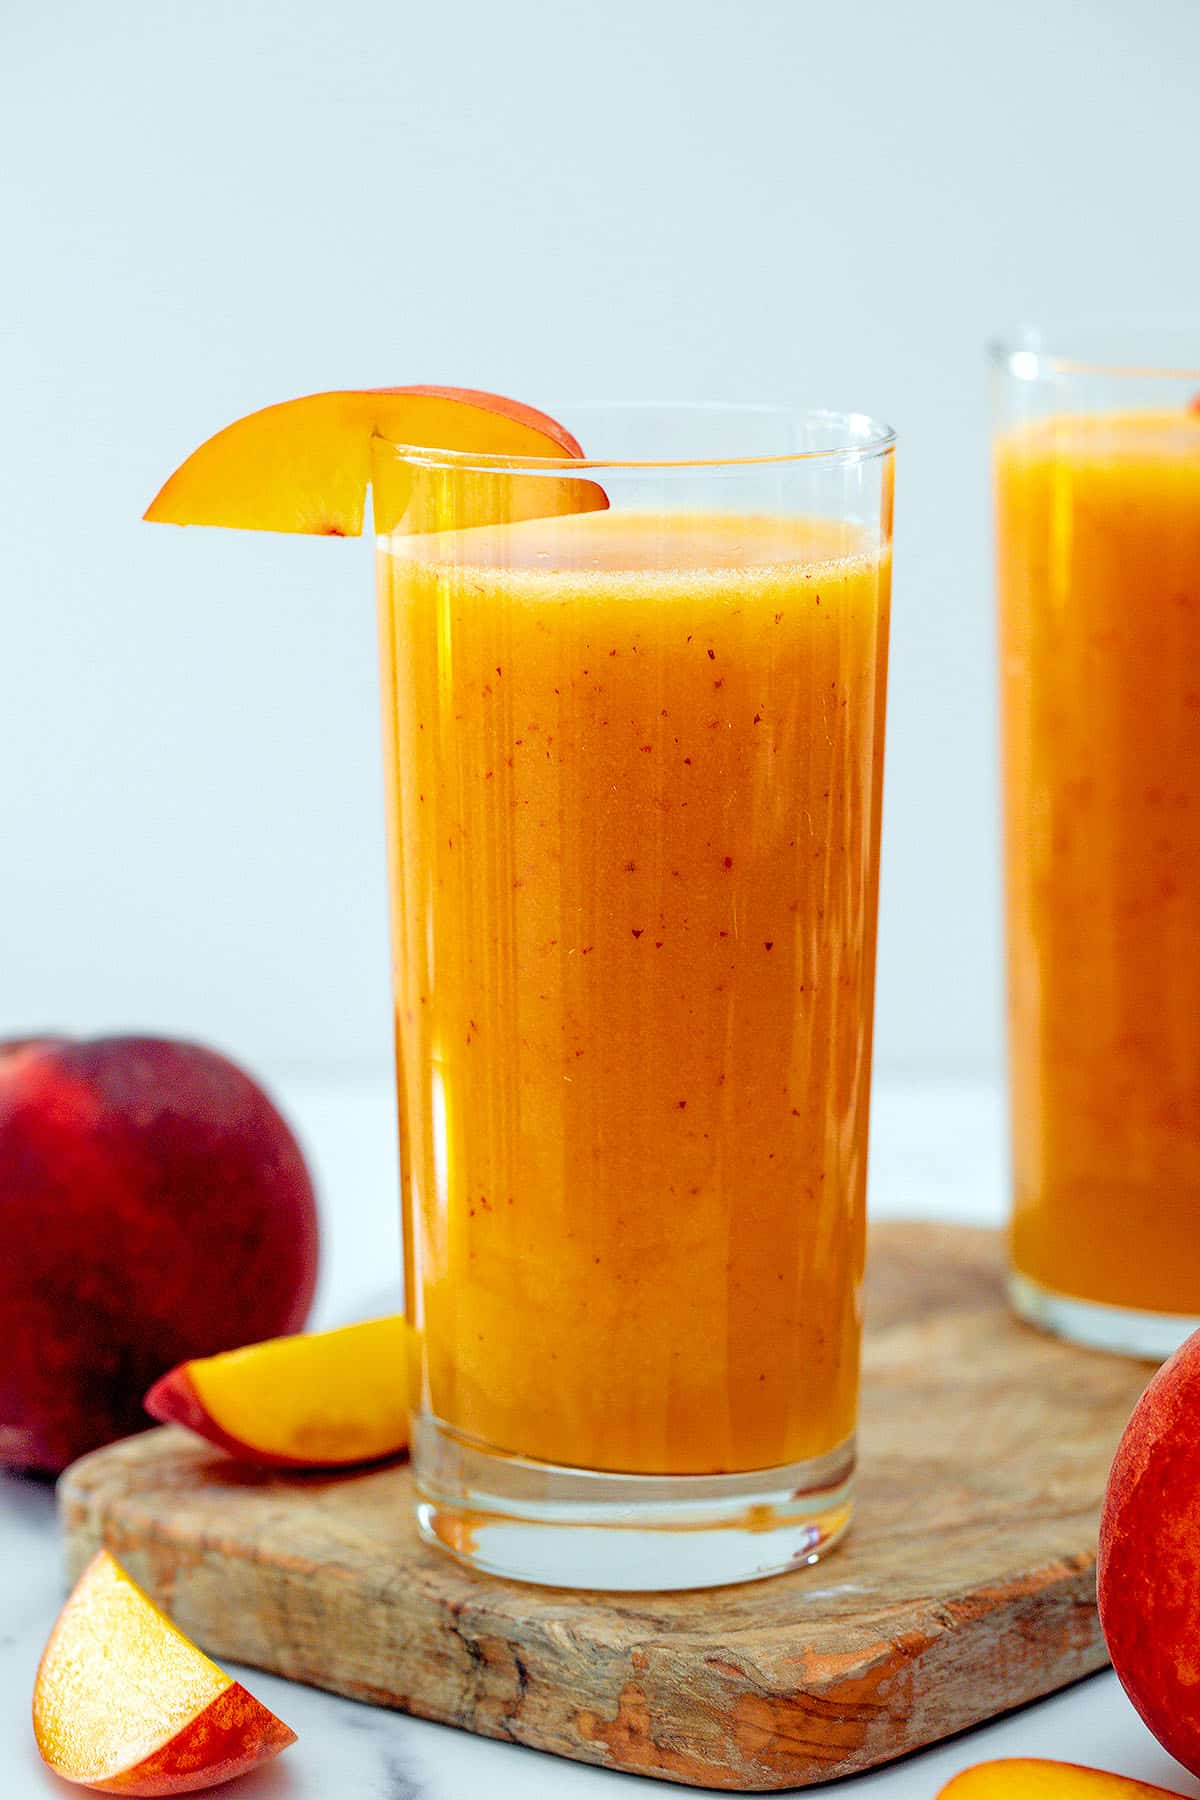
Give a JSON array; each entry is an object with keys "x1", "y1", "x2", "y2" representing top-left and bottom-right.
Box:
[
  {"x1": 938, "y1": 1763, "x2": 1189, "y2": 1800},
  {"x1": 144, "y1": 385, "x2": 608, "y2": 534},
  {"x1": 33, "y1": 1549, "x2": 295, "y2": 1795},
  {"x1": 145, "y1": 1315, "x2": 409, "y2": 1468}
]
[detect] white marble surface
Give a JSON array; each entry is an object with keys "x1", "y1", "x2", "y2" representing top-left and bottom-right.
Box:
[{"x1": 2, "y1": 1076, "x2": 1194, "y2": 1800}]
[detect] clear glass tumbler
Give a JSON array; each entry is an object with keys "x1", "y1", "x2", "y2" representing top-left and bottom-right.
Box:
[
  {"x1": 993, "y1": 328, "x2": 1200, "y2": 1358},
  {"x1": 373, "y1": 404, "x2": 894, "y2": 1588}
]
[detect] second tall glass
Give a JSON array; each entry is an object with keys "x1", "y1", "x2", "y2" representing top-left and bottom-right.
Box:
[
  {"x1": 994, "y1": 330, "x2": 1200, "y2": 1358},
  {"x1": 374, "y1": 405, "x2": 894, "y2": 1587}
]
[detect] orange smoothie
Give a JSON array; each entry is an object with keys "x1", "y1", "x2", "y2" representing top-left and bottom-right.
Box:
[
  {"x1": 377, "y1": 509, "x2": 891, "y2": 1474},
  {"x1": 997, "y1": 411, "x2": 1200, "y2": 1314}
]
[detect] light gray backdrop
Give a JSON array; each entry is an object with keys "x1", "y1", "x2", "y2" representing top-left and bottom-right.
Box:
[{"x1": 2, "y1": 0, "x2": 1196, "y2": 1080}]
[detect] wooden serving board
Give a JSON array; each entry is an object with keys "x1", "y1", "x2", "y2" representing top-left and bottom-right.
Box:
[{"x1": 59, "y1": 1223, "x2": 1151, "y2": 1792}]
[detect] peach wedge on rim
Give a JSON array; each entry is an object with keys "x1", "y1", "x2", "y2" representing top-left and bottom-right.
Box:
[
  {"x1": 145, "y1": 1315, "x2": 410, "y2": 1469},
  {"x1": 144, "y1": 385, "x2": 608, "y2": 534},
  {"x1": 33, "y1": 1549, "x2": 295, "y2": 1795}
]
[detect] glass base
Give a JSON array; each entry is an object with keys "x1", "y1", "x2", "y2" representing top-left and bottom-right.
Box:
[
  {"x1": 412, "y1": 1413, "x2": 854, "y2": 1591},
  {"x1": 1009, "y1": 1269, "x2": 1200, "y2": 1361}
]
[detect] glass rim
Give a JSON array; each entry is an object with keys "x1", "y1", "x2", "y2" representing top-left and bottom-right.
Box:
[
  {"x1": 373, "y1": 401, "x2": 896, "y2": 477},
  {"x1": 988, "y1": 320, "x2": 1200, "y2": 382}
]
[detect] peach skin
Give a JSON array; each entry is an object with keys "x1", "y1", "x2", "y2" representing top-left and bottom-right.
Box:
[
  {"x1": 1099, "y1": 1328, "x2": 1200, "y2": 1777},
  {"x1": 0, "y1": 1033, "x2": 317, "y2": 1475}
]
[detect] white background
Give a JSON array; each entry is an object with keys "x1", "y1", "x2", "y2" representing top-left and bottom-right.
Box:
[{"x1": 2, "y1": 0, "x2": 1198, "y2": 1083}]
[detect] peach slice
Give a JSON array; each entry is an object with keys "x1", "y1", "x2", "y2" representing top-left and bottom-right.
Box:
[
  {"x1": 145, "y1": 1315, "x2": 408, "y2": 1468},
  {"x1": 144, "y1": 385, "x2": 608, "y2": 535},
  {"x1": 33, "y1": 1549, "x2": 295, "y2": 1795},
  {"x1": 938, "y1": 1764, "x2": 1189, "y2": 1800}
]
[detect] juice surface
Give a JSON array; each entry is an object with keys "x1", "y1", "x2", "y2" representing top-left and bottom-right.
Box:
[
  {"x1": 378, "y1": 508, "x2": 890, "y2": 1473},
  {"x1": 997, "y1": 411, "x2": 1200, "y2": 1313}
]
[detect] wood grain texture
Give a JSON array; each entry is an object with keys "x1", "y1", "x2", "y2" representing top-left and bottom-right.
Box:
[{"x1": 58, "y1": 1223, "x2": 1151, "y2": 1791}]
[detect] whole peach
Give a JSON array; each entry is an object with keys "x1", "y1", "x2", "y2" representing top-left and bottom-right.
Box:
[
  {"x1": 1098, "y1": 1329, "x2": 1200, "y2": 1776},
  {"x1": 0, "y1": 1036, "x2": 318, "y2": 1473}
]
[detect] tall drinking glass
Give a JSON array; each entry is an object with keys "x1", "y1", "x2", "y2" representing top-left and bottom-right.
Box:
[
  {"x1": 993, "y1": 329, "x2": 1200, "y2": 1358},
  {"x1": 373, "y1": 405, "x2": 894, "y2": 1588}
]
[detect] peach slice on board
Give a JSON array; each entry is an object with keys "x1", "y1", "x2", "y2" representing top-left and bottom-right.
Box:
[
  {"x1": 145, "y1": 1314, "x2": 409, "y2": 1468},
  {"x1": 938, "y1": 1763, "x2": 1189, "y2": 1800},
  {"x1": 144, "y1": 385, "x2": 609, "y2": 534},
  {"x1": 33, "y1": 1549, "x2": 295, "y2": 1795}
]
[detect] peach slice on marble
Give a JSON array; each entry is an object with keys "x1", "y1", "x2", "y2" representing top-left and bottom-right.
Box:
[
  {"x1": 33, "y1": 1549, "x2": 295, "y2": 1795},
  {"x1": 144, "y1": 385, "x2": 608, "y2": 534},
  {"x1": 145, "y1": 1314, "x2": 409, "y2": 1468},
  {"x1": 938, "y1": 1763, "x2": 1189, "y2": 1800}
]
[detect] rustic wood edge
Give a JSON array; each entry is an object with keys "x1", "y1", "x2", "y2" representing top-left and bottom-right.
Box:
[{"x1": 57, "y1": 1448, "x2": 1110, "y2": 1793}]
